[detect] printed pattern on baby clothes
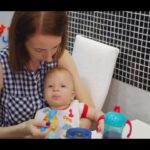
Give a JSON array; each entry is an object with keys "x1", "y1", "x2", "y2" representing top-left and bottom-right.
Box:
[{"x1": 35, "y1": 100, "x2": 86, "y2": 138}]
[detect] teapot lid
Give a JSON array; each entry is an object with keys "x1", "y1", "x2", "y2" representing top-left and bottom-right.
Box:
[{"x1": 105, "y1": 106, "x2": 127, "y2": 127}]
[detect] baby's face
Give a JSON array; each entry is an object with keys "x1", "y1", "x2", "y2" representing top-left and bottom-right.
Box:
[{"x1": 44, "y1": 71, "x2": 75, "y2": 109}]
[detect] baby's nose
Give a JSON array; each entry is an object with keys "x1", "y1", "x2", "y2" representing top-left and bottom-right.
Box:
[{"x1": 53, "y1": 86, "x2": 59, "y2": 91}]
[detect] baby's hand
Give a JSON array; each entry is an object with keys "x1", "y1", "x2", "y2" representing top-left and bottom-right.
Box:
[
  {"x1": 96, "y1": 115, "x2": 104, "y2": 132},
  {"x1": 96, "y1": 120, "x2": 104, "y2": 132}
]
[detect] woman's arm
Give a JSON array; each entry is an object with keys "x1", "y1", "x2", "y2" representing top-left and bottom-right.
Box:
[
  {"x1": 59, "y1": 50, "x2": 95, "y2": 107},
  {"x1": 59, "y1": 50, "x2": 96, "y2": 128},
  {"x1": 0, "y1": 64, "x2": 3, "y2": 94},
  {"x1": 0, "y1": 119, "x2": 50, "y2": 139},
  {"x1": 0, "y1": 64, "x2": 50, "y2": 139}
]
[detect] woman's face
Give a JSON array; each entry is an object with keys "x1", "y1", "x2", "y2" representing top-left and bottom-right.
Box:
[{"x1": 25, "y1": 34, "x2": 62, "y2": 63}]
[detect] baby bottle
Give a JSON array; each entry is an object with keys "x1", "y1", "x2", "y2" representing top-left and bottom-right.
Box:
[{"x1": 97, "y1": 106, "x2": 132, "y2": 139}]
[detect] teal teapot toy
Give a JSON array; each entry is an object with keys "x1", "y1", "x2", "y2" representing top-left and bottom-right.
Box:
[{"x1": 97, "y1": 106, "x2": 132, "y2": 139}]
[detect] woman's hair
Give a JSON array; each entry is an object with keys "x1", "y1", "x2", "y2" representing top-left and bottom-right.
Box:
[{"x1": 8, "y1": 11, "x2": 68, "y2": 72}]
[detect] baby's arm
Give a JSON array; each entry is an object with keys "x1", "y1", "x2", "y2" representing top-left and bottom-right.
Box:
[{"x1": 81, "y1": 104, "x2": 104, "y2": 132}]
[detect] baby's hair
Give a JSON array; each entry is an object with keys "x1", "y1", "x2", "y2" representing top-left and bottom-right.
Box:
[{"x1": 44, "y1": 66, "x2": 74, "y2": 84}]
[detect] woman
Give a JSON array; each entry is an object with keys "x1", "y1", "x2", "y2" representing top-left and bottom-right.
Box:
[{"x1": 0, "y1": 11, "x2": 95, "y2": 138}]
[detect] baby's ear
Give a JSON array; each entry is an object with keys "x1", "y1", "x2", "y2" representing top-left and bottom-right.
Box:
[{"x1": 71, "y1": 90, "x2": 76, "y2": 100}]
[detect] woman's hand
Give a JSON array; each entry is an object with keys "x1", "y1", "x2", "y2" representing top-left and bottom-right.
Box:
[
  {"x1": 0, "y1": 119, "x2": 50, "y2": 139},
  {"x1": 23, "y1": 119, "x2": 50, "y2": 139}
]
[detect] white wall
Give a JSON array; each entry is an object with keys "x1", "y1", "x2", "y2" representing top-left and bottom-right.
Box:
[
  {"x1": 102, "y1": 79, "x2": 150, "y2": 124},
  {"x1": 0, "y1": 11, "x2": 14, "y2": 49}
]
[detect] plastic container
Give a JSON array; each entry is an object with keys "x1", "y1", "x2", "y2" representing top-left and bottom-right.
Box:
[
  {"x1": 66, "y1": 128, "x2": 92, "y2": 139},
  {"x1": 97, "y1": 106, "x2": 132, "y2": 139}
]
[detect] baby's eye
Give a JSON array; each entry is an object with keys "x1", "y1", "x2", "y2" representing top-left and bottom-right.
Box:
[
  {"x1": 61, "y1": 85, "x2": 66, "y2": 88},
  {"x1": 48, "y1": 85, "x2": 53, "y2": 88}
]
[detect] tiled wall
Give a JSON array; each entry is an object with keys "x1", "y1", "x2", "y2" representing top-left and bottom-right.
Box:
[{"x1": 67, "y1": 11, "x2": 150, "y2": 92}]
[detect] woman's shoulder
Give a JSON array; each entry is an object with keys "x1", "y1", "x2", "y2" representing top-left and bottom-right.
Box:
[
  {"x1": 0, "y1": 46, "x2": 9, "y2": 57},
  {"x1": 58, "y1": 49, "x2": 72, "y2": 66},
  {"x1": 0, "y1": 47, "x2": 9, "y2": 66}
]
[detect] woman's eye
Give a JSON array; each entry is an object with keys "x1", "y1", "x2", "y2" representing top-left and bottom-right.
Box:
[
  {"x1": 35, "y1": 48, "x2": 46, "y2": 53},
  {"x1": 53, "y1": 46, "x2": 57, "y2": 49},
  {"x1": 36, "y1": 49, "x2": 42, "y2": 52}
]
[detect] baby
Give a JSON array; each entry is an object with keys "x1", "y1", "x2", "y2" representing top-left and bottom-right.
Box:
[{"x1": 35, "y1": 67, "x2": 104, "y2": 138}]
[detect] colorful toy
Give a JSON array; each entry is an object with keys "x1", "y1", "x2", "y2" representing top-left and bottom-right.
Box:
[{"x1": 40, "y1": 108, "x2": 57, "y2": 132}]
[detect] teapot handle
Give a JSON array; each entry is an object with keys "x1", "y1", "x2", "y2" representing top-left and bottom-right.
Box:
[
  {"x1": 96, "y1": 115, "x2": 105, "y2": 132},
  {"x1": 126, "y1": 120, "x2": 132, "y2": 138}
]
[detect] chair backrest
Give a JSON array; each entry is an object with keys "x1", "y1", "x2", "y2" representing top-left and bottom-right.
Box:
[{"x1": 72, "y1": 35, "x2": 119, "y2": 110}]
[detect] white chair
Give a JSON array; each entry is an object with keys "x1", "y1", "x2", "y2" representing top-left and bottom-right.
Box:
[{"x1": 72, "y1": 35, "x2": 119, "y2": 110}]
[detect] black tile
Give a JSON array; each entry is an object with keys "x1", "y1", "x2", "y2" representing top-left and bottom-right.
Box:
[
  {"x1": 143, "y1": 79, "x2": 147, "y2": 85},
  {"x1": 145, "y1": 61, "x2": 149, "y2": 66},
  {"x1": 131, "y1": 74, "x2": 134, "y2": 80},
  {"x1": 139, "y1": 71, "x2": 143, "y2": 77},
  {"x1": 148, "y1": 86, "x2": 150, "y2": 92},
  {"x1": 139, "y1": 77, "x2": 143, "y2": 83},
  {"x1": 123, "y1": 77, "x2": 126, "y2": 83},
  {"x1": 135, "y1": 76, "x2": 138, "y2": 81},
  {"x1": 115, "y1": 75, "x2": 119, "y2": 80},
  {"x1": 130, "y1": 80, "x2": 134, "y2": 86},
  {"x1": 144, "y1": 73, "x2": 148, "y2": 79},
  {"x1": 134, "y1": 82, "x2": 138, "y2": 87},
  {"x1": 127, "y1": 73, "x2": 130, "y2": 78},
  {"x1": 144, "y1": 67, "x2": 148, "y2": 72},
  {"x1": 140, "y1": 59, "x2": 144, "y2": 65},
  {"x1": 139, "y1": 83, "x2": 143, "y2": 89},
  {"x1": 118, "y1": 76, "x2": 122, "y2": 81},
  {"x1": 137, "y1": 52, "x2": 140, "y2": 57},
  {"x1": 126, "y1": 79, "x2": 130, "y2": 84},
  {"x1": 136, "y1": 58, "x2": 140, "y2": 64}
]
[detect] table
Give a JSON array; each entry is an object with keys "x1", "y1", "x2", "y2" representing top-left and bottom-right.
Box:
[{"x1": 92, "y1": 119, "x2": 150, "y2": 139}]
